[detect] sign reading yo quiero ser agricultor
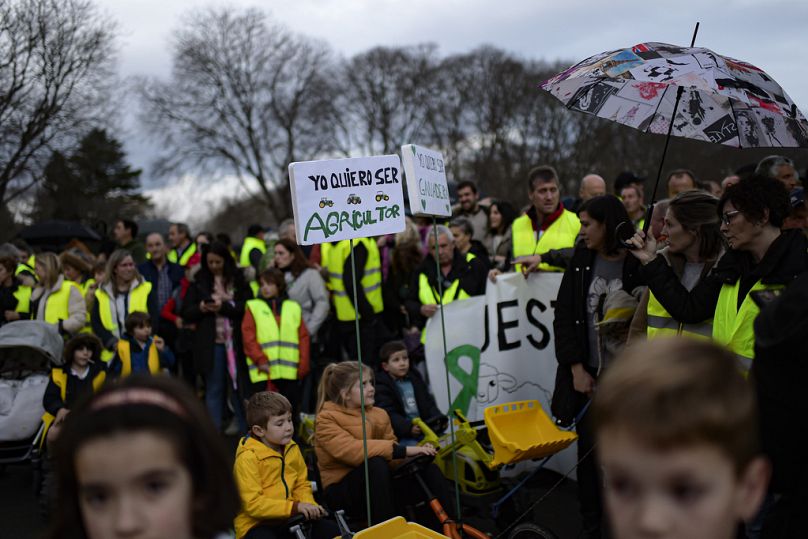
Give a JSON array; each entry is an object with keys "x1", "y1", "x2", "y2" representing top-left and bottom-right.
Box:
[
  {"x1": 288, "y1": 155, "x2": 406, "y2": 245},
  {"x1": 401, "y1": 144, "x2": 451, "y2": 217}
]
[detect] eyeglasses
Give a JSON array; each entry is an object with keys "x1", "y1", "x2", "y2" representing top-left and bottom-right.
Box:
[{"x1": 721, "y1": 210, "x2": 741, "y2": 225}]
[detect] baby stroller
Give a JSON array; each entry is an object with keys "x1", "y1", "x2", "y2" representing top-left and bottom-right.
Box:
[{"x1": 0, "y1": 321, "x2": 63, "y2": 494}]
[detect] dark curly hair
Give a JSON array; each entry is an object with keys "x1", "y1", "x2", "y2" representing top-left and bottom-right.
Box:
[
  {"x1": 718, "y1": 174, "x2": 791, "y2": 228},
  {"x1": 63, "y1": 334, "x2": 103, "y2": 364}
]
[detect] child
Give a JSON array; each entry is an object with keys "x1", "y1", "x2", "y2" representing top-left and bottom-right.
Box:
[
  {"x1": 42, "y1": 334, "x2": 107, "y2": 446},
  {"x1": 374, "y1": 340, "x2": 446, "y2": 444},
  {"x1": 45, "y1": 376, "x2": 239, "y2": 539},
  {"x1": 593, "y1": 338, "x2": 769, "y2": 539},
  {"x1": 109, "y1": 311, "x2": 175, "y2": 377},
  {"x1": 234, "y1": 392, "x2": 338, "y2": 539},
  {"x1": 315, "y1": 361, "x2": 452, "y2": 529},
  {"x1": 242, "y1": 268, "x2": 310, "y2": 418}
]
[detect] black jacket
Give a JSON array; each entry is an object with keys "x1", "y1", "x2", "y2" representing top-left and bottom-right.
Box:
[
  {"x1": 42, "y1": 361, "x2": 107, "y2": 416},
  {"x1": 551, "y1": 244, "x2": 643, "y2": 425},
  {"x1": 640, "y1": 229, "x2": 808, "y2": 323},
  {"x1": 137, "y1": 259, "x2": 184, "y2": 307},
  {"x1": 404, "y1": 250, "x2": 488, "y2": 330},
  {"x1": 181, "y1": 271, "x2": 251, "y2": 376},
  {"x1": 374, "y1": 367, "x2": 445, "y2": 440}
]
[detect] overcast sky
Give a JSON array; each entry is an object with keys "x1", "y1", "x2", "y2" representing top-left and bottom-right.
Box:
[{"x1": 101, "y1": 0, "x2": 808, "y2": 216}]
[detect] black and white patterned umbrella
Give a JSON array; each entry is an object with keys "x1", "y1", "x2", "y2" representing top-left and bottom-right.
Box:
[{"x1": 541, "y1": 41, "x2": 808, "y2": 148}]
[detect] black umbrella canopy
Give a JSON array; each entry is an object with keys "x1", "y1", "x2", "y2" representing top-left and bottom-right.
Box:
[{"x1": 18, "y1": 220, "x2": 102, "y2": 244}]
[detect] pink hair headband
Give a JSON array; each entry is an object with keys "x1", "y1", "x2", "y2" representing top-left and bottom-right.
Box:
[{"x1": 90, "y1": 388, "x2": 187, "y2": 418}]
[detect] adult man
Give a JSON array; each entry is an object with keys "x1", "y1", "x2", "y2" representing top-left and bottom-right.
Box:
[
  {"x1": 138, "y1": 233, "x2": 184, "y2": 313},
  {"x1": 239, "y1": 224, "x2": 266, "y2": 273},
  {"x1": 666, "y1": 169, "x2": 698, "y2": 198},
  {"x1": 566, "y1": 174, "x2": 606, "y2": 213},
  {"x1": 620, "y1": 185, "x2": 645, "y2": 229},
  {"x1": 406, "y1": 225, "x2": 487, "y2": 342},
  {"x1": 452, "y1": 180, "x2": 488, "y2": 241},
  {"x1": 167, "y1": 222, "x2": 197, "y2": 267},
  {"x1": 510, "y1": 165, "x2": 581, "y2": 272},
  {"x1": 756, "y1": 155, "x2": 800, "y2": 191},
  {"x1": 327, "y1": 237, "x2": 389, "y2": 365},
  {"x1": 113, "y1": 218, "x2": 146, "y2": 264}
]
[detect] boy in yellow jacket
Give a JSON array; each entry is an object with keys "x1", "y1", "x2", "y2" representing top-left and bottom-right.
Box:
[{"x1": 234, "y1": 392, "x2": 339, "y2": 539}]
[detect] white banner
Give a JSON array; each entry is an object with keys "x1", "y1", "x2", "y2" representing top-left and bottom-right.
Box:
[
  {"x1": 288, "y1": 155, "x2": 405, "y2": 245},
  {"x1": 401, "y1": 144, "x2": 452, "y2": 217},
  {"x1": 424, "y1": 271, "x2": 577, "y2": 477}
]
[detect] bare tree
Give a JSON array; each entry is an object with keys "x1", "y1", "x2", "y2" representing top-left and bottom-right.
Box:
[
  {"x1": 137, "y1": 7, "x2": 341, "y2": 220},
  {"x1": 340, "y1": 45, "x2": 439, "y2": 155},
  {"x1": 0, "y1": 0, "x2": 116, "y2": 206}
]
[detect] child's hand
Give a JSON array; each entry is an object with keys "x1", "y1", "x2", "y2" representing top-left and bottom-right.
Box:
[
  {"x1": 153, "y1": 336, "x2": 165, "y2": 351},
  {"x1": 297, "y1": 502, "x2": 325, "y2": 520},
  {"x1": 55, "y1": 408, "x2": 70, "y2": 424},
  {"x1": 406, "y1": 444, "x2": 437, "y2": 457}
]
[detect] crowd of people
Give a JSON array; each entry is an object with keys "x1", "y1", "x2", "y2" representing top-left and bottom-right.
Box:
[{"x1": 1, "y1": 153, "x2": 806, "y2": 539}]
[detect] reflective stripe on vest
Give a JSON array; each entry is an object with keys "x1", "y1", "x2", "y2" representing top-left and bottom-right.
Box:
[
  {"x1": 44, "y1": 281, "x2": 80, "y2": 325},
  {"x1": 168, "y1": 243, "x2": 197, "y2": 266},
  {"x1": 239, "y1": 237, "x2": 267, "y2": 267},
  {"x1": 327, "y1": 239, "x2": 383, "y2": 321},
  {"x1": 511, "y1": 209, "x2": 580, "y2": 272},
  {"x1": 418, "y1": 253, "x2": 475, "y2": 344},
  {"x1": 117, "y1": 339, "x2": 161, "y2": 376},
  {"x1": 646, "y1": 290, "x2": 712, "y2": 340},
  {"x1": 246, "y1": 299, "x2": 302, "y2": 383},
  {"x1": 713, "y1": 279, "x2": 783, "y2": 375},
  {"x1": 12, "y1": 285, "x2": 32, "y2": 314}
]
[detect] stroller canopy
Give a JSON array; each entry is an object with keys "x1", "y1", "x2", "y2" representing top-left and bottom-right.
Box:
[{"x1": 0, "y1": 321, "x2": 64, "y2": 369}]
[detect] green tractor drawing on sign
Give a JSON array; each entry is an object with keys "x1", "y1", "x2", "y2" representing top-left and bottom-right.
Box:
[
  {"x1": 319, "y1": 197, "x2": 334, "y2": 209},
  {"x1": 347, "y1": 194, "x2": 361, "y2": 205}
]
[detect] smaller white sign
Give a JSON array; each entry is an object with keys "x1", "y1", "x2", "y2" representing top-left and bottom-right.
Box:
[
  {"x1": 401, "y1": 144, "x2": 452, "y2": 217},
  {"x1": 288, "y1": 155, "x2": 405, "y2": 245}
]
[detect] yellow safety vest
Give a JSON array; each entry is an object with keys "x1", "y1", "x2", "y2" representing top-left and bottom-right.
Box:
[
  {"x1": 15, "y1": 263, "x2": 36, "y2": 281},
  {"x1": 116, "y1": 339, "x2": 161, "y2": 376},
  {"x1": 41, "y1": 367, "x2": 106, "y2": 442},
  {"x1": 511, "y1": 209, "x2": 581, "y2": 272},
  {"x1": 239, "y1": 237, "x2": 267, "y2": 267},
  {"x1": 646, "y1": 290, "x2": 712, "y2": 340},
  {"x1": 245, "y1": 299, "x2": 302, "y2": 383},
  {"x1": 12, "y1": 285, "x2": 32, "y2": 315},
  {"x1": 167, "y1": 243, "x2": 197, "y2": 266},
  {"x1": 43, "y1": 281, "x2": 80, "y2": 326},
  {"x1": 95, "y1": 281, "x2": 152, "y2": 361},
  {"x1": 327, "y1": 239, "x2": 383, "y2": 321},
  {"x1": 418, "y1": 253, "x2": 475, "y2": 344},
  {"x1": 249, "y1": 280, "x2": 259, "y2": 298},
  {"x1": 74, "y1": 278, "x2": 96, "y2": 334},
  {"x1": 713, "y1": 279, "x2": 783, "y2": 376}
]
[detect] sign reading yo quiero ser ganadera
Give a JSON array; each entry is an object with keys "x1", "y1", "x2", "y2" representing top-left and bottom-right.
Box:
[
  {"x1": 401, "y1": 144, "x2": 451, "y2": 217},
  {"x1": 289, "y1": 155, "x2": 406, "y2": 245}
]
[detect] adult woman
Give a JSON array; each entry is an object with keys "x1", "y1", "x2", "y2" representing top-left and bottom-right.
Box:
[
  {"x1": 552, "y1": 195, "x2": 644, "y2": 539},
  {"x1": 483, "y1": 200, "x2": 517, "y2": 270},
  {"x1": 1, "y1": 255, "x2": 31, "y2": 327},
  {"x1": 91, "y1": 250, "x2": 156, "y2": 360},
  {"x1": 628, "y1": 190, "x2": 723, "y2": 341},
  {"x1": 272, "y1": 238, "x2": 329, "y2": 340},
  {"x1": 628, "y1": 175, "x2": 808, "y2": 374},
  {"x1": 31, "y1": 252, "x2": 86, "y2": 338},
  {"x1": 382, "y1": 219, "x2": 424, "y2": 340},
  {"x1": 182, "y1": 242, "x2": 251, "y2": 433}
]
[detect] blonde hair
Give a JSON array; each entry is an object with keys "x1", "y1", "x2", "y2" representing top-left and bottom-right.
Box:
[
  {"x1": 316, "y1": 361, "x2": 372, "y2": 412},
  {"x1": 35, "y1": 252, "x2": 61, "y2": 289},
  {"x1": 593, "y1": 338, "x2": 759, "y2": 475}
]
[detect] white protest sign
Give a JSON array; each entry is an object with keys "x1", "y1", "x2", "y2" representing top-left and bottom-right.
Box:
[
  {"x1": 424, "y1": 271, "x2": 577, "y2": 477},
  {"x1": 401, "y1": 144, "x2": 452, "y2": 217},
  {"x1": 288, "y1": 155, "x2": 405, "y2": 245}
]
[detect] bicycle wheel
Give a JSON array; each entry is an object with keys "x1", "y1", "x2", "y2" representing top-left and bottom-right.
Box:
[{"x1": 507, "y1": 522, "x2": 559, "y2": 539}]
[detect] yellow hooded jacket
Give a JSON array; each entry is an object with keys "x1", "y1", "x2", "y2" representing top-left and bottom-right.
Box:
[{"x1": 233, "y1": 436, "x2": 317, "y2": 539}]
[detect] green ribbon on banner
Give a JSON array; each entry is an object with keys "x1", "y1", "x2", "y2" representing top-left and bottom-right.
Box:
[{"x1": 445, "y1": 344, "x2": 480, "y2": 415}]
